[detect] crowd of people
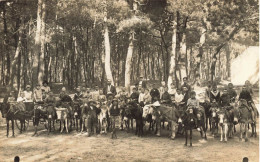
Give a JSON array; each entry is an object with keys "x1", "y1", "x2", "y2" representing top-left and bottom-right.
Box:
[
  {"x1": 9, "y1": 76, "x2": 257, "y2": 116},
  {"x1": 6, "y1": 76, "x2": 258, "y2": 137}
]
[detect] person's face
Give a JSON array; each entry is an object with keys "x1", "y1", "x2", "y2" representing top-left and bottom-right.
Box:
[
  {"x1": 213, "y1": 86, "x2": 217, "y2": 91},
  {"x1": 228, "y1": 84, "x2": 232, "y2": 89},
  {"x1": 177, "y1": 90, "x2": 181, "y2": 94},
  {"x1": 113, "y1": 101, "x2": 117, "y2": 106},
  {"x1": 133, "y1": 89, "x2": 136, "y2": 93},
  {"x1": 191, "y1": 94, "x2": 196, "y2": 98},
  {"x1": 145, "y1": 89, "x2": 149, "y2": 94},
  {"x1": 76, "y1": 88, "x2": 80, "y2": 92},
  {"x1": 82, "y1": 87, "x2": 86, "y2": 91},
  {"x1": 223, "y1": 89, "x2": 228, "y2": 94},
  {"x1": 87, "y1": 88, "x2": 90, "y2": 93},
  {"x1": 242, "y1": 87, "x2": 246, "y2": 92},
  {"x1": 108, "y1": 81, "x2": 111, "y2": 85},
  {"x1": 95, "y1": 87, "x2": 99, "y2": 91},
  {"x1": 161, "y1": 82, "x2": 165, "y2": 86},
  {"x1": 43, "y1": 83, "x2": 47, "y2": 86},
  {"x1": 183, "y1": 87, "x2": 188, "y2": 92},
  {"x1": 99, "y1": 90, "x2": 103, "y2": 94},
  {"x1": 141, "y1": 88, "x2": 145, "y2": 93}
]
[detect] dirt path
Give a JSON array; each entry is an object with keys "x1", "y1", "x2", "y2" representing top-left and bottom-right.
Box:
[{"x1": 0, "y1": 121, "x2": 258, "y2": 162}]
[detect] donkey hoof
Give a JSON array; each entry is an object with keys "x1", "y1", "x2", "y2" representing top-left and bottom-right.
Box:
[{"x1": 245, "y1": 138, "x2": 248, "y2": 142}]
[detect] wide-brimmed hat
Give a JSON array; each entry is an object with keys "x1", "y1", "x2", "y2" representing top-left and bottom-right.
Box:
[{"x1": 26, "y1": 85, "x2": 31, "y2": 88}]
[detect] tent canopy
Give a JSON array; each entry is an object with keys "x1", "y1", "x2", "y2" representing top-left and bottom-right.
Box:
[{"x1": 231, "y1": 46, "x2": 259, "y2": 86}]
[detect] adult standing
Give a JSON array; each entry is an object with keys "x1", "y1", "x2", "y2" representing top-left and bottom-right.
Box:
[
  {"x1": 159, "y1": 81, "x2": 166, "y2": 99},
  {"x1": 150, "y1": 83, "x2": 160, "y2": 103},
  {"x1": 103, "y1": 79, "x2": 117, "y2": 100},
  {"x1": 137, "y1": 76, "x2": 147, "y2": 89},
  {"x1": 181, "y1": 77, "x2": 191, "y2": 95},
  {"x1": 91, "y1": 85, "x2": 100, "y2": 102}
]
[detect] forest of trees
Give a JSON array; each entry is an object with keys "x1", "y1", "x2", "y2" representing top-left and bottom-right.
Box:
[{"x1": 0, "y1": 0, "x2": 258, "y2": 92}]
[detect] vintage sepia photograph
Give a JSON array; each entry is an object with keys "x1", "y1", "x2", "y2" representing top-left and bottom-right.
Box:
[{"x1": 0, "y1": 0, "x2": 259, "y2": 161}]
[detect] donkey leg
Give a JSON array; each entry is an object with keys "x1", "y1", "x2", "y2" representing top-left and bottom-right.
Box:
[
  {"x1": 220, "y1": 126, "x2": 223, "y2": 142},
  {"x1": 224, "y1": 124, "x2": 228, "y2": 142},
  {"x1": 65, "y1": 119, "x2": 69, "y2": 133},
  {"x1": 171, "y1": 122, "x2": 176, "y2": 140},
  {"x1": 6, "y1": 120, "x2": 9, "y2": 137},
  {"x1": 12, "y1": 120, "x2": 15, "y2": 137},
  {"x1": 239, "y1": 124, "x2": 243, "y2": 141},
  {"x1": 245, "y1": 123, "x2": 248, "y2": 142},
  {"x1": 60, "y1": 120, "x2": 64, "y2": 133}
]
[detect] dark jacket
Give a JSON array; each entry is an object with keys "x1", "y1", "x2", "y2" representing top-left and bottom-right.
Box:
[
  {"x1": 130, "y1": 92, "x2": 139, "y2": 101},
  {"x1": 161, "y1": 92, "x2": 171, "y2": 104},
  {"x1": 136, "y1": 80, "x2": 147, "y2": 89},
  {"x1": 209, "y1": 91, "x2": 221, "y2": 104},
  {"x1": 239, "y1": 91, "x2": 252, "y2": 102},
  {"x1": 150, "y1": 88, "x2": 160, "y2": 99},
  {"x1": 109, "y1": 105, "x2": 120, "y2": 116},
  {"x1": 220, "y1": 93, "x2": 230, "y2": 107},
  {"x1": 227, "y1": 89, "x2": 237, "y2": 99},
  {"x1": 182, "y1": 92, "x2": 190, "y2": 105},
  {"x1": 103, "y1": 85, "x2": 117, "y2": 97}
]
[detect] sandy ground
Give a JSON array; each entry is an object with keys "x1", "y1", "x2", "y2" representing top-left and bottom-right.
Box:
[{"x1": 0, "y1": 118, "x2": 258, "y2": 162}]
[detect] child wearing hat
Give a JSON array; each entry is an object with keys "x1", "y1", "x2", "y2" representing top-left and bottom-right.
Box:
[{"x1": 109, "y1": 98, "x2": 120, "y2": 139}]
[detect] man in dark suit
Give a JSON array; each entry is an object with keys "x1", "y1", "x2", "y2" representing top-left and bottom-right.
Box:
[
  {"x1": 137, "y1": 76, "x2": 147, "y2": 89},
  {"x1": 103, "y1": 79, "x2": 117, "y2": 100}
]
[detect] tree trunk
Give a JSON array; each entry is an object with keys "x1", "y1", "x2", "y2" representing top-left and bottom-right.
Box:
[
  {"x1": 167, "y1": 18, "x2": 177, "y2": 88},
  {"x1": 32, "y1": 0, "x2": 42, "y2": 87},
  {"x1": 104, "y1": 6, "x2": 114, "y2": 85},
  {"x1": 225, "y1": 44, "x2": 231, "y2": 80},
  {"x1": 38, "y1": 0, "x2": 46, "y2": 85},
  {"x1": 10, "y1": 34, "x2": 22, "y2": 87},
  {"x1": 125, "y1": 31, "x2": 134, "y2": 92}
]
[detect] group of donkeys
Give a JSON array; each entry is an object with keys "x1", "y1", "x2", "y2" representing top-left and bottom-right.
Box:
[{"x1": 0, "y1": 93, "x2": 257, "y2": 146}]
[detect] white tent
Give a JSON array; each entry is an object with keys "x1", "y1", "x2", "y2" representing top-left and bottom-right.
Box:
[{"x1": 231, "y1": 46, "x2": 259, "y2": 86}]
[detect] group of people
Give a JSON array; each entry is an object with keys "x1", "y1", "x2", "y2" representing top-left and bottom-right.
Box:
[{"x1": 7, "y1": 76, "x2": 257, "y2": 137}]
